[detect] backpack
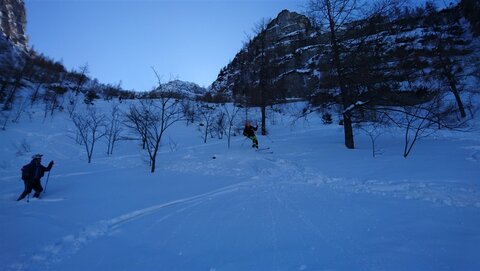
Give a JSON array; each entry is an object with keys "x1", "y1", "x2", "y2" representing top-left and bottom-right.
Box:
[{"x1": 21, "y1": 163, "x2": 33, "y2": 181}]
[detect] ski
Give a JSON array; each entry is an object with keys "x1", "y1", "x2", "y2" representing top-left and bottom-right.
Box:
[
  {"x1": 256, "y1": 147, "x2": 273, "y2": 154},
  {"x1": 22, "y1": 197, "x2": 65, "y2": 202}
]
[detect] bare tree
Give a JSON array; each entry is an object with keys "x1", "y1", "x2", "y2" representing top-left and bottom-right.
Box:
[
  {"x1": 11, "y1": 96, "x2": 29, "y2": 123},
  {"x1": 105, "y1": 103, "x2": 123, "y2": 155},
  {"x1": 0, "y1": 96, "x2": 29, "y2": 130},
  {"x1": 220, "y1": 103, "x2": 241, "y2": 149},
  {"x1": 125, "y1": 100, "x2": 149, "y2": 150},
  {"x1": 196, "y1": 103, "x2": 217, "y2": 143},
  {"x1": 0, "y1": 111, "x2": 9, "y2": 130},
  {"x1": 428, "y1": 19, "x2": 473, "y2": 119},
  {"x1": 29, "y1": 72, "x2": 51, "y2": 107},
  {"x1": 43, "y1": 84, "x2": 67, "y2": 120},
  {"x1": 126, "y1": 97, "x2": 183, "y2": 173},
  {"x1": 356, "y1": 112, "x2": 388, "y2": 158},
  {"x1": 371, "y1": 94, "x2": 466, "y2": 158},
  {"x1": 180, "y1": 99, "x2": 195, "y2": 126},
  {"x1": 0, "y1": 53, "x2": 16, "y2": 105},
  {"x1": 125, "y1": 69, "x2": 184, "y2": 173},
  {"x1": 213, "y1": 111, "x2": 226, "y2": 140},
  {"x1": 72, "y1": 107, "x2": 107, "y2": 163},
  {"x1": 71, "y1": 63, "x2": 89, "y2": 96},
  {"x1": 66, "y1": 91, "x2": 80, "y2": 118},
  {"x1": 2, "y1": 55, "x2": 31, "y2": 111}
]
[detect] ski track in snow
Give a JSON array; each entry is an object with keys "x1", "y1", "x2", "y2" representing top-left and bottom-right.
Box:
[
  {"x1": 166, "y1": 148, "x2": 480, "y2": 209},
  {"x1": 7, "y1": 135, "x2": 480, "y2": 270},
  {"x1": 465, "y1": 145, "x2": 480, "y2": 163},
  {"x1": 176, "y1": 148, "x2": 480, "y2": 209},
  {"x1": 10, "y1": 181, "x2": 254, "y2": 271},
  {"x1": 272, "y1": 157, "x2": 480, "y2": 209},
  {"x1": 316, "y1": 177, "x2": 480, "y2": 208},
  {"x1": 10, "y1": 153, "x2": 319, "y2": 271},
  {"x1": 267, "y1": 187, "x2": 279, "y2": 270},
  {"x1": 472, "y1": 151, "x2": 480, "y2": 162}
]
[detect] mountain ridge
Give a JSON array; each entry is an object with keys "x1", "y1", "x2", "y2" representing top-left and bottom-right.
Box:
[
  {"x1": 210, "y1": 9, "x2": 320, "y2": 100},
  {"x1": 210, "y1": 2, "x2": 479, "y2": 108}
]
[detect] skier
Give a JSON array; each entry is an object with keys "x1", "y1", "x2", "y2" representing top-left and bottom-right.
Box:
[
  {"x1": 17, "y1": 154, "x2": 54, "y2": 201},
  {"x1": 243, "y1": 121, "x2": 259, "y2": 149}
]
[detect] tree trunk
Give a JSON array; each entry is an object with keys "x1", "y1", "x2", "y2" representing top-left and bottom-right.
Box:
[
  {"x1": 343, "y1": 113, "x2": 355, "y2": 149},
  {"x1": 261, "y1": 105, "x2": 266, "y2": 135},
  {"x1": 150, "y1": 158, "x2": 156, "y2": 173},
  {"x1": 327, "y1": 7, "x2": 354, "y2": 149},
  {"x1": 451, "y1": 85, "x2": 466, "y2": 118},
  {"x1": 0, "y1": 81, "x2": 8, "y2": 102}
]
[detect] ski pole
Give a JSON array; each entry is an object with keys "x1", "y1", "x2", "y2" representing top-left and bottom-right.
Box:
[
  {"x1": 44, "y1": 170, "x2": 51, "y2": 194},
  {"x1": 265, "y1": 134, "x2": 274, "y2": 143},
  {"x1": 241, "y1": 137, "x2": 247, "y2": 146},
  {"x1": 26, "y1": 192, "x2": 30, "y2": 203}
]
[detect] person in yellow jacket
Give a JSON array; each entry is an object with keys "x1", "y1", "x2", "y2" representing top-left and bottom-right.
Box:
[{"x1": 243, "y1": 121, "x2": 259, "y2": 149}]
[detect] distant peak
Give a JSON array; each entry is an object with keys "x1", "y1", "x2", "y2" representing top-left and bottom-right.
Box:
[
  {"x1": 273, "y1": 8, "x2": 308, "y2": 25},
  {"x1": 276, "y1": 9, "x2": 302, "y2": 18}
]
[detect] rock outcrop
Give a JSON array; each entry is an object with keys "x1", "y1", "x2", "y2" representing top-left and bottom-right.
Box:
[
  {"x1": 0, "y1": 0, "x2": 27, "y2": 50},
  {"x1": 210, "y1": 10, "x2": 320, "y2": 101}
]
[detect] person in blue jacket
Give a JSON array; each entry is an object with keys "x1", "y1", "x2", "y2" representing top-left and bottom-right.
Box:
[{"x1": 17, "y1": 154, "x2": 54, "y2": 201}]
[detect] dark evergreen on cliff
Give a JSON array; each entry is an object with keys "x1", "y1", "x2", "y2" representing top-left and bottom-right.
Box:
[
  {"x1": 211, "y1": 1, "x2": 478, "y2": 110},
  {"x1": 209, "y1": 0, "x2": 478, "y2": 148},
  {"x1": 1, "y1": 0, "x2": 478, "y2": 143}
]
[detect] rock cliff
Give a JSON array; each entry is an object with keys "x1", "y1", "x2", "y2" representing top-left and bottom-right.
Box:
[
  {"x1": 0, "y1": 0, "x2": 27, "y2": 50},
  {"x1": 210, "y1": 10, "x2": 321, "y2": 101}
]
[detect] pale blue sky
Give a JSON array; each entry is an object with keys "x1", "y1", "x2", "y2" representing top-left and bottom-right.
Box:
[{"x1": 25, "y1": 0, "x2": 305, "y2": 91}]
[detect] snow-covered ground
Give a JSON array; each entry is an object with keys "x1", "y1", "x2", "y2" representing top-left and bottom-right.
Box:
[{"x1": 1, "y1": 100, "x2": 479, "y2": 270}]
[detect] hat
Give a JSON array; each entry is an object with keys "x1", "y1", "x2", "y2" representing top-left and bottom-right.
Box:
[{"x1": 32, "y1": 154, "x2": 43, "y2": 159}]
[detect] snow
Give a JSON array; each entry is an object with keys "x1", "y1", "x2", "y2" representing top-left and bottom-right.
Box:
[{"x1": 1, "y1": 100, "x2": 480, "y2": 270}]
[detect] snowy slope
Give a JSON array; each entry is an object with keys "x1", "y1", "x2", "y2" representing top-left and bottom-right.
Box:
[{"x1": 1, "y1": 99, "x2": 480, "y2": 270}]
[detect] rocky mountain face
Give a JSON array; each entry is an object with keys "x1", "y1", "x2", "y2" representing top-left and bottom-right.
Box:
[
  {"x1": 0, "y1": 0, "x2": 27, "y2": 50},
  {"x1": 211, "y1": 3, "x2": 479, "y2": 107},
  {"x1": 210, "y1": 10, "x2": 320, "y2": 102}
]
